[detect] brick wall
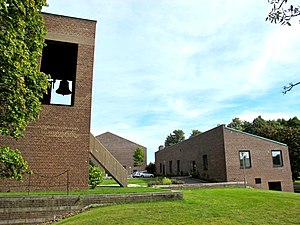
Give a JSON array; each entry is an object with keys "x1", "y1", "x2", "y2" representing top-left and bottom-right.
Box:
[
  {"x1": 155, "y1": 125, "x2": 294, "y2": 192},
  {"x1": 223, "y1": 127, "x2": 294, "y2": 192},
  {"x1": 96, "y1": 132, "x2": 147, "y2": 174},
  {"x1": 0, "y1": 13, "x2": 96, "y2": 191},
  {"x1": 155, "y1": 126, "x2": 227, "y2": 181}
]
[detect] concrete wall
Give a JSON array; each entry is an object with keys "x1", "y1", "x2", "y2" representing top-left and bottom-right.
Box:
[
  {"x1": 89, "y1": 134, "x2": 128, "y2": 187},
  {"x1": 223, "y1": 127, "x2": 294, "y2": 192},
  {"x1": 0, "y1": 13, "x2": 96, "y2": 191},
  {"x1": 96, "y1": 132, "x2": 147, "y2": 174}
]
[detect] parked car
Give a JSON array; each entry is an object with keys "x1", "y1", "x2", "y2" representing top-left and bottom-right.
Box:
[{"x1": 132, "y1": 171, "x2": 154, "y2": 178}]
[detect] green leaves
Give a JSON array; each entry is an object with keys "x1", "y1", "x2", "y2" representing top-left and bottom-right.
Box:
[
  {"x1": 0, "y1": 0, "x2": 48, "y2": 181},
  {"x1": 133, "y1": 146, "x2": 145, "y2": 167},
  {"x1": 0, "y1": 146, "x2": 31, "y2": 180},
  {"x1": 89, "y1": 162, "x2": 104, "y2": 189},
  {"x1": 164, "y1": 129, "x2": 185, "y2": 147},
  {"x1": 0, "y1": 0, "x2": 48, "y2": 138}
]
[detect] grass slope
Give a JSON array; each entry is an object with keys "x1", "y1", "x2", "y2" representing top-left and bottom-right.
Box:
[{"x1": 54, "y1": 188, "x2": 300, "y2": 225}]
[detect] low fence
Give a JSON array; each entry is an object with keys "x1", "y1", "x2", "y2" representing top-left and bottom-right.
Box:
[{"x1": 0, "y1": 170, "x2": 70, "y2": 194}]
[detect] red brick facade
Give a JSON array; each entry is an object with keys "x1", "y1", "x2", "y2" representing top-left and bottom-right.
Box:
[
  {"x1": 0, "y1": 13, "x2": 96, "y2": 191},
  {"x1": 155, "y1": 125, "x2": 294, "y2": 192},
  {"x1": 96, "y1": 132, "x2": 147, "y2": 174}
]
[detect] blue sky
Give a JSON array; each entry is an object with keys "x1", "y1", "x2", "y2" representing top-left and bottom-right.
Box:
[{"x1": 43, "y1": 1, "x2": 300, "y2": 163}]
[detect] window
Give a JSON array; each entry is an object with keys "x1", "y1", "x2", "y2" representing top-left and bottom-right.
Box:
[
  {"x1": 272, "y1": 150, "x2": 283, "y2": 167},
  {"x1": 169, "y1": 161, "x2": 173, "y2": 174},
  {"x1": 40, "y1": 40, "x2": 78, "y2": 106},
  {"x1": 192, "y1": 161, "x2": 196, "y2": 172},
  {"x1": 239, "y1": 151, "x2": 251, "y2": 168},
  {"x1": 177, "y1": 160, "x2": 180, "y2": 174},
  {"x1": 203, "y1": 155, "x2": 208, "y2": 170},
  {"x1": 160, "y1": 163, "x2": 162, "y2": 173},
  {"x1": 255, "y1": 178, "x2": 262, "y2": 184}
]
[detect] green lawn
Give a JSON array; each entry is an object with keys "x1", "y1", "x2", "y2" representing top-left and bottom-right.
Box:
[
  {"x1": 0, "y1": 186, "x2": 165, "y2": 196},
  {"x1": 101, "y1": 177, "x2": 158, "y2": 187},
  {"x1": 294, "y1": 179, "x2": 300, "y2": 193},
  {"x1": 54, "y1": 188, "x2": 300, "y2": 225}
]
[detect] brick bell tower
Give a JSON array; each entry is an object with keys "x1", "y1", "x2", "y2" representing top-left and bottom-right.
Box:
[{"x1": 0, "y1": 13, "x2": 97, "y2": 191}]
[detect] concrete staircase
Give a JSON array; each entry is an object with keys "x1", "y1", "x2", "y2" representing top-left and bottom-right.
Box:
[{"x1": 89, "y1": 133, "x2": 128, "y2": 187}]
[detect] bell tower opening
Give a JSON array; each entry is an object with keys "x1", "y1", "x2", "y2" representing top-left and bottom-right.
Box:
[{"x1": 40, "y1": 40, "x2": 78, "y2": 106}]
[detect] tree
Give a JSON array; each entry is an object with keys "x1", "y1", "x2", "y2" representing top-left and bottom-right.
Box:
[
  {"x1": 266, "y1": 0, "x2": 300, "y2": 26},
  {"x1": 146, "y1": 162, "x2": 156, "y2": 175},
  {"x1": 227, "y1": 118, "x2": 245, "y2": 131},
  {"x1": 133, "y1": 146, "x2": 144, "y2": 169},
  {"x1": 164, "y1": 129, "x2": 185, "y2": 147},
  {"x1": 190, "y1": 129, "x2": 201, "y2": 138},
  {"x1": 0, "y1": 0, "x2": 48, "y2": 180}
]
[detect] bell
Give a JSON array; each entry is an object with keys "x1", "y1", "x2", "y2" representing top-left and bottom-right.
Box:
[{"x1": 56, "y1": 80, "x2": 72, "y2": 96}]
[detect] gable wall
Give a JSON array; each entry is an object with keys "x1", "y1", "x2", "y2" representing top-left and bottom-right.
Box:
[
  {"x1": 96, "y1": 132, "x2": 147, "y2": 173},
  {"x1": 223, "y1": 127, "x2": 294, "y2": 192}
]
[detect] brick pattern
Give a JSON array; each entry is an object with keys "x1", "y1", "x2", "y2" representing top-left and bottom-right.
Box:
[
  {"x1": 155, "y1": 126, "x2": 227, "y2": 181},
  {"x1": 223, "y1": 128, "x2": 294, "y2": 192},
  {"x1": 155, "y1": 125, "x2": 294, "y2": 192},
  {"x1": 96, "y1": 132, "x2": 147, "y2": 174},
  {"x1": 0, "y1": 13, "x2": 96, "y2": 191}
]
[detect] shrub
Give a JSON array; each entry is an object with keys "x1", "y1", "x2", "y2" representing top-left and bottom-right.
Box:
[
  {"x1": 161, "y1": 177, "x2": 172, "y2": 185},
  {"x1": 171, "y1": 179, "x2": 185, "y2": 185},
  {"x1": 147, "y1": 177, "x2": 185, "y2": 186},
  {"x1": 89, "y1": 164, "x2": 104, "y2": 189}
]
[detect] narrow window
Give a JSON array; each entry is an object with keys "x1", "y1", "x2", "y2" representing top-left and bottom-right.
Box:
[
  {"x1": 203, "y1": 155, "x2": 208, "y2": 170},
  {"x1": 192, "y1": 161, "x2": 196, "y2": 172},
  {"x1": 239, "y1": 151, "x2": 251, "y2": 168},
  {"x1": 272, "y1": 150, "x2": 283, "y2": 167},
  {"x1": 169, "y1": 161, "x2": 172, "y2": 174},
  {"x1": 160, "y1": 163, "x2": 162, "y2": 173},
  {"x1": 177, "y1": 160, "x2": 180, "y2": 174}
]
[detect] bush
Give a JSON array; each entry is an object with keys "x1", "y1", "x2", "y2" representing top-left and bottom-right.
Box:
[
  {"x1": 147, "y1": 177, "x2": 185, "y2": 187},
  {"x1": 0, "y1": 146, "x2": 31, "y2": 180},
  {"x1": 89, "y1": 164, "x2": 104, "y2": 189},
  {"x1": 171, "y1": 179, "x2": 185, "y2": 185},
  {"x1": 161, "y1": 177, "x2": 172, "y2": 185}
]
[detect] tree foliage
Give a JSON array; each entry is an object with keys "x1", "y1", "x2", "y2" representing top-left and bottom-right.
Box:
[
  {"x1": 133, "y1": 146, "x2": 144, "y2": 168},
  {"x1": 266, "y1": 0, "x2": 300, "y2": 26},
  {"x1": 0, "y1": 146, "x2": 31, "y2": 180},
  {"x1": 146, "y1": 162, "x2": 156, "y2": 175},
  {"x1": 164, "y1": 129, "x2": 185, "y2": 147},
  {"x1": 0, "y1": 0, "x2": 48, "y2": 181},
  {"x1": 0, "y1": 0, "x2": 49, "y2": 138},
  {"x1": 227, "y1": 116, "x2": 300, "y2": 180},
  {"x1": 190, "y1": 129, "x2": 201, "y2": 138}
]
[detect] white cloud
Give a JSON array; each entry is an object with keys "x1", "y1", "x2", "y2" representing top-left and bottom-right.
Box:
[{"x1": 44, "y1": 0, "x2": 300, "y2": 163}]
